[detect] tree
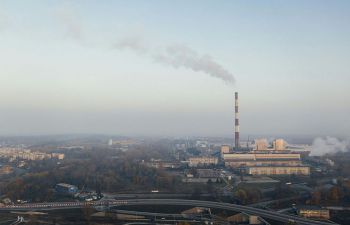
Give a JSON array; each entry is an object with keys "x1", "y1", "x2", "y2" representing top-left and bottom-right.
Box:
[
  {"x1": 234, "y1": 189, "x2": 248, "y2": 204},
  {"x1": 207, "y1": 179, "x2": 214, "y2": 194},
  {"x1": 82, "y1": 202, "x2": 95, "y2": 225},
  {"x1": 311, "y1": 190, "x2": 322, "y2": 205},
  {"x1": 328, "y1": 186, "x2": 343, "y2": 203}
]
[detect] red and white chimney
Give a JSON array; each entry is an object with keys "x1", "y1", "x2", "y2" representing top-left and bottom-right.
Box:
[{"x1": 235, "y1": 92, "x2": 240, "y2": 149}]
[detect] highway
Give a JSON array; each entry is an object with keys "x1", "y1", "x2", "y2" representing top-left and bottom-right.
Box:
[
  {"x1": 110, "y1": 209, "x2": 219, "y2": 224},
  {"x1": 0, "y1": 199, "x2": 337, "y2": 225},
  {"x1": 102, "y1": 193, "x2": 214, "y2": 199},
  {"x1": 114, "y1": 199, "x2": 337, "y2": 225},
  {"x1": 10, "y1": 216, "x2": 24, "y2": 225},
  {"x1": 112, "y1": 209, "x2": 186, "y2": 218}
]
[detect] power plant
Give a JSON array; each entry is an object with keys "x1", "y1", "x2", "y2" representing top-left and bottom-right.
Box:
[{"x1": 221, "y1": 91, "x2": 311, "y2": 175}]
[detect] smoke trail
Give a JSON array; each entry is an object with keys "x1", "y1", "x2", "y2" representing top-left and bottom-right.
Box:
[
  {"x1": 56, "y1": 3, "x2": 83, "y2": 40},
  {"x1": 115, "y1": 38, "x2": 235, "y2": 84},
  {"x1": 0, "y1": 6, "x2": 8, "y2": 31},
  {"x1": 154, "y1": 44, "x2": 235, "y2": 84},
  {"x1": 311, "y1": 136, "x2": 350, "y2": 156},
  {"x1": 114, "y1": 36, "x2": 148, "y2": 53},
  {"x1": 55, "y1": 3, "x2": 235, "y2": 85}
]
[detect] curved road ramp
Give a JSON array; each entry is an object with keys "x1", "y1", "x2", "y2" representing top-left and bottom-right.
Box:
[{"x1": 0, "y1": 199, "x2": 337, "y2": 225}]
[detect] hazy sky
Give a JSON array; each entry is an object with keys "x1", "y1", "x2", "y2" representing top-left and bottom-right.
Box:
[{"x1": 0, "y1": 1, "x2": 349, "y2": 137}]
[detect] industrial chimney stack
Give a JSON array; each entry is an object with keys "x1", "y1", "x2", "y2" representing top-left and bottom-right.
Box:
[{"x1": 235, "y1": 92, "x2": 240, "y2": 150}]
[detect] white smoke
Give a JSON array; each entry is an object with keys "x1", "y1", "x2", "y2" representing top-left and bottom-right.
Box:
[
  {"x1": 115, "y1": 38, "x2": 235, "y2": 85},
  {"x1": 154, "y1": 44, "x2": 235, "y2": 84},
  {"x1": 311, "y1": 136, "x2": 350, "y2": 156},
  {"x1": 0, "y1": 5, "x2": 8, "y2": 31},
  {"x1": 56, "y1": 3, "x2": 83, "y2": 40},
  {"x1": 114, "y1": 36, "x2": 148, "y2": 53},
  {"x1": 55, "y1": 3, "x2": 235, "y2": 85}
]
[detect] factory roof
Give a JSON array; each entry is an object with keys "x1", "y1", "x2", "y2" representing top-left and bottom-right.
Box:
[
  {"x1": 252, "y1": 150, "x2": 292, "y2": 153},
  {"x1": 224, "y1": 151, "x2": 299, "y2": 155},
  {"x1": 196, "y1": 169, "x2": 221, "y2": 178},
  {"x1": 224, "y1": 158, "x2": 301, "y2": 162},
  {"x1": 248, "y1": 165, "x2": 309, "y2": 168}
]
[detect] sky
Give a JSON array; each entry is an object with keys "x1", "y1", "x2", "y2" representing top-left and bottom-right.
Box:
[{"x1": 0, "y1": 0, "x2": 349, "y2": 138}]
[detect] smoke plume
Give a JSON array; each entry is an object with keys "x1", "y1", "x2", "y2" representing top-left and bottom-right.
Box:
[
  {"x1": 55, "y1": 3, "x2": 235, "y2": 85},
  {"x1": 114, "y1": 38, "x2": 235, "y2": 84},
  {"x1": 311, "y1": 136, "x2": 350, "y2": 156},
  {"x1": 0, "y1": 6, "x2": 8, "y2": 31},
  {"x1": 56, "y1": 3, "x2": 83, "y2": 40},
  {"x1": 154, "y1": 44, "x2": 235, "y2": 84},
  {"x1": 114, "y1": 36, "x2": 148, "y2": 53}
]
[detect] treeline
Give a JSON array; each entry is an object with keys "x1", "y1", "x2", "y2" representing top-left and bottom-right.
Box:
[
  {"x1": 310, "y1": 179, "x2": 350, "y2": 205},
  {"x1": 1, "y1": 147, "x2": 180, "y2": 202},
  {"x1": 234, "y1": 187, "x2": 262, "y2": 204}
]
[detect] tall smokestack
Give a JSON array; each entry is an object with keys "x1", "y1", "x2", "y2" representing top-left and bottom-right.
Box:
[{"x1": 235, "y1": 92, "x2": 240, "y2": 150}]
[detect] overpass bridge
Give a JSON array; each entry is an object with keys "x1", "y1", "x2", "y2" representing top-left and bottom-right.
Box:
[{"x1": 0, "y1": 199, "x2": 337, "y2": 225}]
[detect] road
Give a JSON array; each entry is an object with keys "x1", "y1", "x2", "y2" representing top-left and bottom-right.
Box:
[
  {"x1": 110, "y1": 209, "x2": 220, "y2": 223},
  {"x1": 116, "y1": 199, "x2": 338, "y2": 225},
  {"x1": 102, "y1": 193, "x2": 213, "y2": 199},
  {"x1": 111, "y1": 208, "x2": 229, "y2": 225},
  {"x1": 112, "y1": 209, "x2": 186, "y2": 218},
  {"x1": 0, "y1": 199, "x2": 337, "y2": 225},
  {"x1": 10, "y1": 216, "x2": 24, "y2": 225}
]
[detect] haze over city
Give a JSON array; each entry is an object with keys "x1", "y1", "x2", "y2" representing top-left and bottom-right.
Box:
[
  {"x1": 0, "y1": 1, "x2": 349, "y2": 137},
  {"x1": 2, "y1": 1, "x2": 350, "y2": 225}
]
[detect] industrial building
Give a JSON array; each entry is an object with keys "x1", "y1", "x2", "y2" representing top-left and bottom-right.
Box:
[
  {"x1": 188, "y1": 156, "x2": 218, "y2": 167},
  {"x1": 297, "y1": 206, "x2": 330, "y2": 220},
  {"x1": 220, "y1": 145, "x2": 230, "y2": 156},
  {"x1": 196, "y1": 169, "x2": 221, "y2": 178},
  {"x1": 273, "y1": 139, "x2": 286, "y2": 151},
  {"x1": 224, "y1": 92, "x2": 310, "y2": 175},
  {"x1": 247, "y1": 166, "x2": 310, "y2": 176},
  {"x1": 255, "y1": 139, "x2": 268, "y2": 151},
  {"x1": 251, "y1": 138, "x2": 287, "y2": 151},
  {"x1": 142, "y1": 159, "x2": 181, "y2": 169},
  {"x1": 223, "y1": 152, "x2": 302, "y2": 168}
]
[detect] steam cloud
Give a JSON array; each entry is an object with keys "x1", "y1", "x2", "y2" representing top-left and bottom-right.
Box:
[
  {"x1": 311, "y1": 136, "x2": 350, "y2": 156},
  {"x1": 115, "y1": 37, "x2": 235, "y2": 84}
]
